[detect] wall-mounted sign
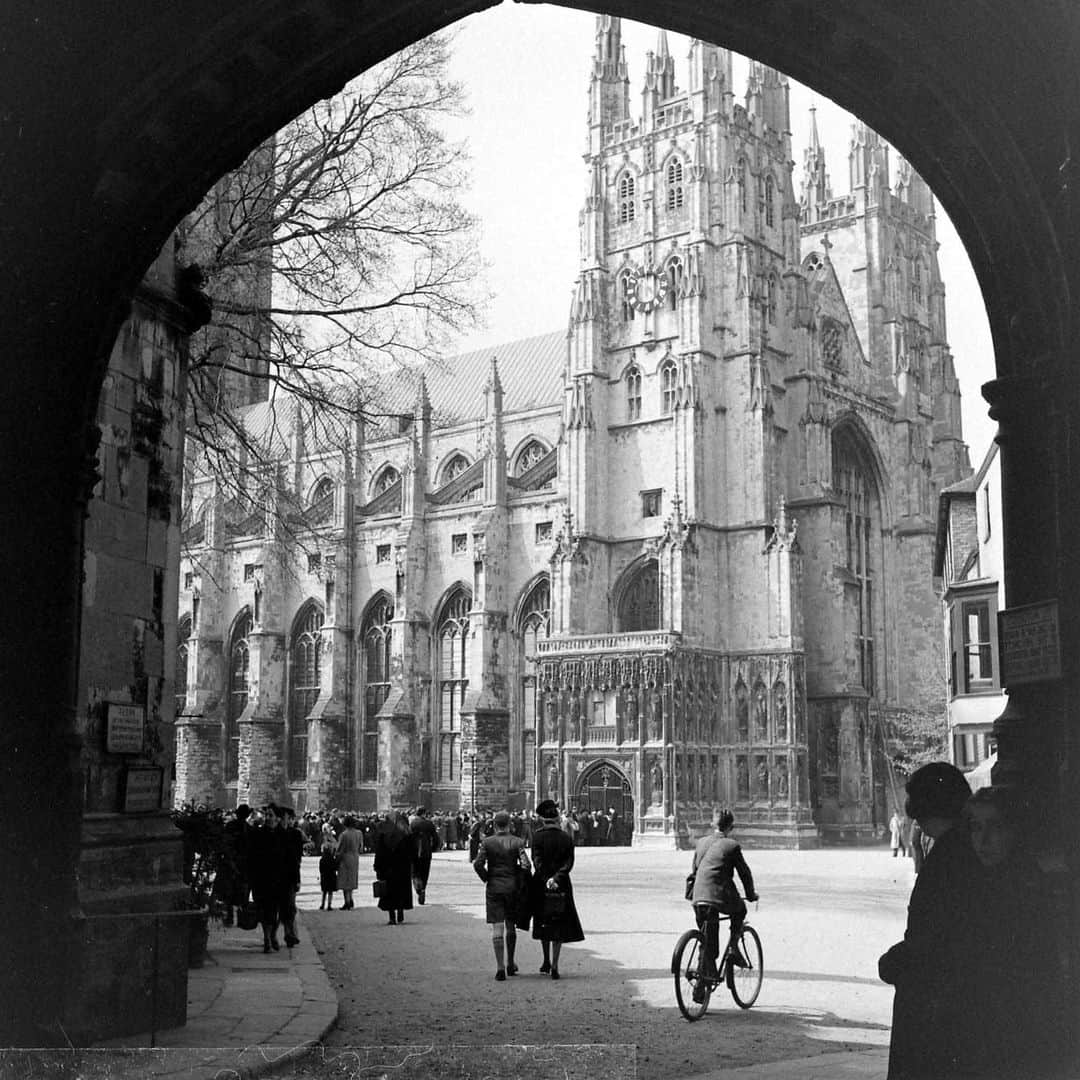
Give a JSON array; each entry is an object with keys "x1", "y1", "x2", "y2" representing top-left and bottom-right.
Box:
[
  {"x1": 106, "y1": 702, "x2": 145, "y2": 754},
  {"x1": 122, "y1": 765, "x2": 164, "y2": 813},
  {"x1": 999, "y1": 600, "x2": 1061, "y2": 687}
]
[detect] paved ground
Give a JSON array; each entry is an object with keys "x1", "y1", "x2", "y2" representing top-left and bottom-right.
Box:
[{"x1": 292, "y1": 844, "x2": 913, "y2": 1080}]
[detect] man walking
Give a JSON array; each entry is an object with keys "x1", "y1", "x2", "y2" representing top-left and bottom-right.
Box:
[
  {"x1": 409, "y1": 806, "x2": 442, "y2": 904},
  {"x1": 473, "y1": 810, "x2": 530, "y2": 981}
]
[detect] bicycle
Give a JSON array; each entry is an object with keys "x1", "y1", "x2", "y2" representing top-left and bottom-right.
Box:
[{"x1": 671, "y1": 906, "x2": 763, "y2": 1021}]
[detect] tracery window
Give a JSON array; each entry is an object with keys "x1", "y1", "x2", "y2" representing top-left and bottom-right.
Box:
[
  {"x1": 437, "y1": 588, "x2": 471, "y2": 783},
  {"x1": 666, "y1": 257, "x2": 683, "y2": 311},
  {"x1": 514, "y1": 440, "x2": 547, "y2": 476},
  {"x1": 176, "y1": 614, "x2": 191, "y2": 719},
  {"x1": 666, "y1": 157, "x2": 684, "y2": 211},
  {"x1": 764, "y1": 174, "x2": 776, "y2": 227},
  {"x1": 288, "y1": 602, "x2": 324, "y2": 781},
  {"x1": 361, "y1": 594, "x2": 393, "y2": 782},
  {"x1": 912, "y1": 258, "x2": 924, "y2": 305},
  {"x1": 821, "y1": 318, "x2": 844, "y2": 370},
  {"x1": 310, "y1": 476, "x2": 334, "y2": 506},
  {"x1": 833, "y1": 429, "x2": 878, "y2": 695},
  {"x1": 626, "y1": 365, "x2": 642, "y2": 420},
  {"x1": 737, "y1": 161, "x2": 748, "y2": 215},
  {"x1": 617, "y1": 560, "x2": 660, "y2": 632},
  {"x1": 440, "y1": 453, "x2": 470, "y2": 486},
  {"x1": 618, "y1": 171, "x2": 636, "y2": 223},
  {"x1": 225, "y1": 609, "x2": 251, "y2": 782},
  {"x1": 373, "y1": 465, "x2": 399, "y2": 496},
  {"x1": 518, "y1": 578, "x2": 550, "y2": 787},
  {"x1": 660, "y1": 358, "x2": 678, "y2": 415}
]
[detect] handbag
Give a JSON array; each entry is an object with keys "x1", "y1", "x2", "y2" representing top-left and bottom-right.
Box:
[
  {"x1": 372, "y1": 879, "x2": 387, "y2": 898},
  {"x1": 543, "y1": 887, "x2": 567, "y2": 917},
  {"x1": 236, "y1": 903, "x2": 260, "y2": 931}
]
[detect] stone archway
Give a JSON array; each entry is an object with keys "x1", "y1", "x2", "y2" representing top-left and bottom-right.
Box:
[
  {"x1": 575, "y1": 760, "x2": 635, "y2": 846},
  {"x1": 4, "y1": 0, "x2": 1080, "y2": 1050}
]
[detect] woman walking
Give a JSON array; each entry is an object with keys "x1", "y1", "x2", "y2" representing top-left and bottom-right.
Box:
[
  {"x1": 529, "y1": 799, "x2": 584, "y2": 978},
  {"x1": 374, "y1": 812, "x2": 414, "y2": 925},
  {"x1": 335, "y1": 815, "x2": 362, "y2": 910}
]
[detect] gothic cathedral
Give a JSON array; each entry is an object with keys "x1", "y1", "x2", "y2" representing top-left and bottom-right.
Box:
[{"x1": 175, "y1": 18, "x2": 970, "y2": 845}]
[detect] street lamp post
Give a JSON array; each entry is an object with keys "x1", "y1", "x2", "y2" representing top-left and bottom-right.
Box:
[{"x1": 466, "y1": 750, "x2": 477, "y2": 813}]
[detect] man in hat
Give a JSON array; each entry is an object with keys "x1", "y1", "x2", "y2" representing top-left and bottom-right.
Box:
[
  {"x1": 409, "y1": 806, "x2": 442, "y2": 904},
  {"x1": 473, "y1": 810, "x2": 530, "y2": 981},
  {"x1": 214, "y1": 803, "x2": 252, "y2": 926}
]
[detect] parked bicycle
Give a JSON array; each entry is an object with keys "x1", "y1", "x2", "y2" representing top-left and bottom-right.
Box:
[{"x1": 672, "y1": 907, "x2": 763, "y2": 1020}]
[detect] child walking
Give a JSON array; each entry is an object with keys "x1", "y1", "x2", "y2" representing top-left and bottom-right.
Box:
[{"x1": 319, "y1": 842, "x2": 339, "y2": 910}]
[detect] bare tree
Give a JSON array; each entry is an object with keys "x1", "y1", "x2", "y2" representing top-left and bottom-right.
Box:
[{"x1": 179, "y1": 31, "x2": 483, "y2": 541}]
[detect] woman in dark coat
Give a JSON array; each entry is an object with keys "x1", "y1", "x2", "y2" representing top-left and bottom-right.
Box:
[
  {"x1": 878, "y1": 762, "x2": 982, "y2": 1079},
  {"x1": 373, "y1": 812, "x2": 414, "y2": 925},
  {"x1": 529, "y1": 799, "x2": 584, "y2": 978}
]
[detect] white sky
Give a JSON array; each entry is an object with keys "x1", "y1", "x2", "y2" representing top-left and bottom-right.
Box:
[{"x1": 443, "y1": 3, "x2": 998, "y2": 459}]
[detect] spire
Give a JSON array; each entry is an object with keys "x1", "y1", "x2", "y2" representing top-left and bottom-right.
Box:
[
  {"x1": 801, "y1": 104, "x2": 832, "y2": 221},
  {"x1": 588, "y1": 14, "x2": 629, "y2": 144},
  {"x1": 894, "y1": 152, "x2": 935, "y2": 218},
  {"x1": 849, "y1": 120, "x2": 888, "y2": 200},
  {"x1": 643, "y1": 28, "x2": 676, "y2": 113},
  {"x1": 688, "y1": 38, "x2": 730, "y2": 117}
]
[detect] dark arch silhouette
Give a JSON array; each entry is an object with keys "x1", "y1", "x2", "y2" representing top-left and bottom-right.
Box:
[{"x1": 3, "y1": 0, "x2": 1080, "y2": 1049}]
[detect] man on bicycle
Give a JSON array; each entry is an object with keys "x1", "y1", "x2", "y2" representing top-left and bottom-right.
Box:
[{"x1": 688, "y1": 807, "x2": 758, "y2": 987}]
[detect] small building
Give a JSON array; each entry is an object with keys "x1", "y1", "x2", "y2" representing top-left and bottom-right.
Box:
[{"x1": 934, "y1": 442, "x2": 1004, "y2": 777}]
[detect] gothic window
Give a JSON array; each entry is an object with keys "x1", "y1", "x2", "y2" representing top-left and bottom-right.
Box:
[
  {"x1": 361, "y1": 594, "x2": 393, "y2": 782},
  {"x1": 737, "y1": 161, "x2": 748, "y2": 215},
  {"x1": 804, "y1": 252, "x2": 823, "y2": 273},
  {"x1": 833, "y1": 428, "x2": 879, "y2": 695},
  {"x1": 620, "y1": 270, "x2": 636, "y2": 322},
  {"x1": 912, "y1": 258, "x2": 924, "y2": 305},
  {"x1": 821, "y1": 318, "x2": 844, "y2": 370},
  {"x1": 618, "y1": 171, "x2": 636, "y2": 223},
  {"x1": 767, "y1": 274, "x2": 779, "y2": 325},
  {"x1": 666, "y1": 157, "x2": 684, "y2": 211},
  {"x1": 440, "y1": 453, "x2": 470, "y2": 486},
  {"x1": 617, "y1": 560, "x2": 660, "y2": 632},
  {"x1": 764, "y1": 174, "x2": 776, "y2": 227},
  {"x1": 225, "y1": 609, "x2": 252, "y2": 782},
  {"x1": 666, "y1": 257, "x2": 683, "y2": 311},
  {"x1": 373, "y1": 465, "x2": 399, "y2": 496},
  {"x1": 514, "y1": 439, "x2": 547, "y2": 476},
  {"x1": 310, "y1": 476, "x2": 334, "y2": 507},
  {"x1": 437, "y1": 588, "x2": 471, "y2": 783},
  {"x1": 288, "y1": 602, "x2": 324, "y2": 781},
  {"x1": 176, "y1": 614, "x2": 191, "y2": 719},
  {"x1": 518, "y1": 578, "x2": 550, "y2": 787},
  {"x1": 660, "y1": 358, "x2": 678, "y2": 414},
  {"x1": 626, "y1": 365, "x2": 642, "y2": 420}
]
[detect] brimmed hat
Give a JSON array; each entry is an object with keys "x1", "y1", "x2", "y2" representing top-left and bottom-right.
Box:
[{"x1": 535, "y1": 799, "x2": 559, "y2": 820}]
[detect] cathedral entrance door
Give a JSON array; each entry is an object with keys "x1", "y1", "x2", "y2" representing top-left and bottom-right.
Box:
[{"x1": 575, "y1": 762, "x2": 634, "y2": 846}]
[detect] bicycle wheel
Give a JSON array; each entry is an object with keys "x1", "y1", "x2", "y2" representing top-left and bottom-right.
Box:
[
  {"x1": 727, "y1": 924, "x2": 763, "y2": 1008},
  {"x1": 672, "y1": 928, "x2": 712, "y2": 1021}
]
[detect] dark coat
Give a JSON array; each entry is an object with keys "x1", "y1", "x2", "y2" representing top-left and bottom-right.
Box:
[
  {"x1": 318, "y1": 851, "x2": 338, "y2": 892},
  {"x1": 212, "y1": 818, "x2": 251, "y2": 906},
  {"x1": 690, "y1": 832, "x2": 756, "y2": 908},
  {"x1": 373, "y1": 823, "x2": 414, "y2": 913},
  {"x1": 878, "y1": 825, "x2": 984, "y2": 1079},
  {"x1": 247, "y1": 825, "x2": 294, "y2": 903},
  {"x1": 529, "y1": 821, "x2": 585, "y2": 943}
]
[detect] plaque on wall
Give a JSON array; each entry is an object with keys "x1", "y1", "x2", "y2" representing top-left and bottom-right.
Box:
[
  {"x1": 106, "y1": 702, "x2": 145, "y2": 754},
  {"x1": 122, "y1": 765, "x2": 164, "y2": 812},
  {"x1": 999, "y1": 600, "x2": 1061, "y2": 687}
]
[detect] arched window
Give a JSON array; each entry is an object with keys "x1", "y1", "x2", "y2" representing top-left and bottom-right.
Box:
[
  {"x1": 361, "y1": 594, "x2": 393, "y2": 782},
  {"x1": 738, "y1": 161, "x2": 748, "y2": 215},
  {"x1": 617, "y1": 560, "x2": 660, "y2": 632},
  {"x1": 518, "y1": 578, "x2": 550, "y2": 787},
  {"x1": 175, "y1": 614, "x2": 191, "y2": 719},
  {"x1": 440, "y1": 453, "x2": 470, "y2": 487},
  {"x1": 833, "y1": 427, "x2": 879, "y2": 695},
  {"x1": 618, "y1": 171, "x2": 636, "y2": 223},
  {"x1": 764, "y1": 174, "x2": 776, "y2": 227},
  {"x1": 660, "y1": 358, "x2": 678, "y2": 415},
  {"x1": 225, "y1": 609, "x2": 251, "y2": 782},
  {"x1": 626, "y1": 365, "x2": 642, "y2": 420},
  {"x1": 437, "y1": 588, "x2": 471, "y2": 784},
  {"x1": 821, "y1": 317, "x2": 844, "y2": 370},
  {"x1": 666, "y1": 157, "x2": 684, "y2": 211},
  {"x1": 288, "y1": 603, "x2": 324, "y2": 781},
  {"x1": 310, "y1": 476, "x2": 334, "y2": 506},
  {"x1": 514, "y1": 440, "x2": 547, "y2": 476},
  {"x1": 373, "y1": 465, "x2": 399, "y2": 496},
  {"x1": 767, "y1": 274, "x2": 779, "y2": 325},
  {"x1": 620, "y1": 270, "x2": 636, "y2": 322},
  {"x1": 912, "y1": 258, "x2": 924, "y2": 305},
  {"x1": 666, "y1": 256, "x2": 683, "y2": 310}
]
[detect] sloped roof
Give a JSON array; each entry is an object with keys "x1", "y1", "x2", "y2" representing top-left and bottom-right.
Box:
[{"x1": 369, "y1": 330, "x2": 567, "y2": 436}]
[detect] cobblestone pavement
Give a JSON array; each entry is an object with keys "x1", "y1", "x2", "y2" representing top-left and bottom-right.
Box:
[{"x1": 288, "y1": 844, "x2": 911, "y2": 1080}]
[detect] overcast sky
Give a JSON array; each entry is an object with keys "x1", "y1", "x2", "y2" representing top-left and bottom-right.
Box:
[{"x1": 441, "y1": 4, "x2": 997, "y2": 459}]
